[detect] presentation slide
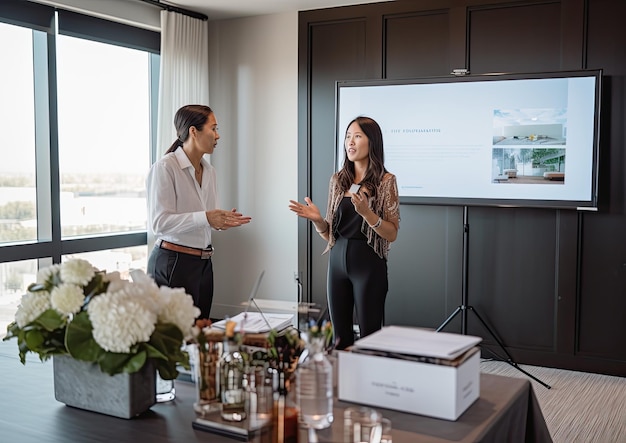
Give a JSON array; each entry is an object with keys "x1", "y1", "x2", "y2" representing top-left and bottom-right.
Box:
[{"x1": 336, "y1": 72, "x2": 600, "y2": 208}]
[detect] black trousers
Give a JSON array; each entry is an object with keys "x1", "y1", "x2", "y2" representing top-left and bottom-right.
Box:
[
  {"x1": 147, "y1": 246, "x2": 214, "y2": 319},
  {"x1": 327, "y1": 237, "x2": 388, "y2": 350}
]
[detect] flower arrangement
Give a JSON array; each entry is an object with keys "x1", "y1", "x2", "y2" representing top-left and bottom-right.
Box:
[
  {"x1": 267, "y1": 327, "x2": 306, "y2": 369},
  {"x1": 305, "y1": 320, "x2": 334, "y2": 351},
  {"x1": 3, "y1": 258, "x2": 200, "y2": 379}
]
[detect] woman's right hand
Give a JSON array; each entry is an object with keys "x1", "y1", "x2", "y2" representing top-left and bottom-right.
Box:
[
  {"x1": 289, "y1": 198, "x2": 329, "y2": 236},
  {"x1": 288, "y1": 197, "x2": 321, "y2": 221}
]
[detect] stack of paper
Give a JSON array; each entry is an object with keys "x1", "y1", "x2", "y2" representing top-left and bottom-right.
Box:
[
  {"x1": 212, "y1": 312, "x2": 294, "y2": 334},
  {"x1": 351, "y1": 326, "x2": 482, "y2": 363}
]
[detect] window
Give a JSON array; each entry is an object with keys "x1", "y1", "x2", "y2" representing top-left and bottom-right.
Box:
[
  {"x1": 0, "y1": 23, "x2": 37, "y2": 244},
  {"x1": 56, "y1": 35, "x2": 151, "y2": 238},
  {"x1": 0, "y1": 1, "x2": 159, "y2": 337}
]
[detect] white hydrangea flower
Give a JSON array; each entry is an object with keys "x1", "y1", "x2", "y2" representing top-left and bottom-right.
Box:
[
  {"x1": 50, "y1": 283, "x2": 85, "y2": 316},
  {"x1": 104, "y1": 271, "x2": 127, "y2": 293},
  {"x1": 87, "y1": 288, "x2": 157, "y2": 353},
  {"x1": 60, "y1": 259, "x2": 96, "y2": 286},
  {"x1": 157, "y1": 286, "x2": 200, "y2": 337},
  {"x1": 15, "y1": 291, "x2": 51, "y2": 328},
  {"x1": 118, "y1": 273, "x2": 162, "y2": 316},
  {"x1": 36, "y1": 264, "x2": 61, "y2": 285},
  {"x1": 126, "y1": 269, "x2": 161, "y2": 295}
]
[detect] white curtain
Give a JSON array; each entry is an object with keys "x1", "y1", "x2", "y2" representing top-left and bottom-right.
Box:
[
  {"x1": 156, "y1": 10, "x2": 209, "y2": 156},
  {"x1": 150, "y1": 11, "x2": 209, "y2": 251}
]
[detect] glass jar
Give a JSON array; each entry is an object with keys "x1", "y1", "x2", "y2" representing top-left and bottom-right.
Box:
[
  {"x1": 219, "y1": 334, "x2": 247, "y2": 421},
  {"x1": 246, "y1": 364, "x2": 274, "y2": 420},
  {"x1": 192, "y1": 340, "x2": 222, "y2": 415},
  {"x1": 296, "y1": 336, "x2": 334, "y2": 429},
  {"x1": 155, "y1": 371, "x2": 175, "y2": 402},
  {"x1": 344, "y1": 406, "x2": 383, "y2": 443}
]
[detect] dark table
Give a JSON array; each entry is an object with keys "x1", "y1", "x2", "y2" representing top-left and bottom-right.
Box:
[{"x1": 0, "y1": 342, "x2": 552, "y2": 443}]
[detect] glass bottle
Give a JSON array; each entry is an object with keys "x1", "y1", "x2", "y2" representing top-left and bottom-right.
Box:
[
  {"x1": 219, "y1": 324, "x2": 247, "y2": 422},
  {"x1": 272, "y1": 369, "x2": 299, "y2": 443},
  {"x1": 296, "y1": 335, "x2": 334, "y2": 429}
]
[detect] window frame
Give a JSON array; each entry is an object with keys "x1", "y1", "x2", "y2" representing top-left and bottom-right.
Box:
[{"x1": 0, "y1": 0, "x2": 158, "y2": 267}]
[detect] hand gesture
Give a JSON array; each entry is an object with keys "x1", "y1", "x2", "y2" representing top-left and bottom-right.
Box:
[
  {"x1": 206, "y1": 208, "x2": 252, "y2": 231},
  {"x1": 288, "y1": 197, "x2": 322, "y2": 222}
]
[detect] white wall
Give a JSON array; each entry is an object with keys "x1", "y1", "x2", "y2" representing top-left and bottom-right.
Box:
[{"x1": 207, "y1": 13, "x2": 299, "y2": 319}]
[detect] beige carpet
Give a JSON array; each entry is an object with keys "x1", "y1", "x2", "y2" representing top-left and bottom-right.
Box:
[{"x1": 480, "y1": 360, "x2": 626, "y2": 443}]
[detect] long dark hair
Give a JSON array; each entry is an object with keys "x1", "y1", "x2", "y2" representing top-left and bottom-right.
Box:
[
  {"x1": 337, "y1": 116, "x2": 387, "y2": 198},
  {"x1": 165, "y1": 104, "x2": 213, "y2": 154}
]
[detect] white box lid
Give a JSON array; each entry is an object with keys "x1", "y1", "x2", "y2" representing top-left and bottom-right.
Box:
[{"x1": 352, "y1": 326, "x2": 482, "y2": 360}]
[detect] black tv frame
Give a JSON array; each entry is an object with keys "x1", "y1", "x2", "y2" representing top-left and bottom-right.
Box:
[{"x1": 335, "y1": 69, "x2": 602, "y2": 210}]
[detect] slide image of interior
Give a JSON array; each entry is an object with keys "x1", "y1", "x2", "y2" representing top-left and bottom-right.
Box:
[
  {"x1": 491, "y1": 147, "x2": 566, "y2": 184},
  {"x1": 492, "y1": 108, "x2": 567, "y2": 146}
]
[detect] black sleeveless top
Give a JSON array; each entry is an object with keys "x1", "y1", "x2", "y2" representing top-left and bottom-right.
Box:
[{"x1": 335, "y1": 197, "x2": 367, "y2": 241}]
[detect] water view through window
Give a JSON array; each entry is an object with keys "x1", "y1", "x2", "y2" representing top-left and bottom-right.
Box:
[{"x1": 0, "y1": 21, "x2": 154, "y2": 337}]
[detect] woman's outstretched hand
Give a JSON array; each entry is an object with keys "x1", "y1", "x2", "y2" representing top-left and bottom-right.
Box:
[
  {"x1": 288, "y1": 197, "x2": 322, "y2": 222},
  {"x1": 206, "y1": 208, "x2": 251, "y2": 231},
  {"x1": 289, "y1": 197, "x2": 328, "y2": 235}
]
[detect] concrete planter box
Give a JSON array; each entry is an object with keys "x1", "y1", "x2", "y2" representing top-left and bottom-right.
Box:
[{"x1": 53, "y1": 355, "x2": 156, "y2": 419}]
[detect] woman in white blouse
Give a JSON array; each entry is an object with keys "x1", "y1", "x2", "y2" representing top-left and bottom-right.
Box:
[{"x1": 147, "y1": 104, "x2": 251, "y2": 319}]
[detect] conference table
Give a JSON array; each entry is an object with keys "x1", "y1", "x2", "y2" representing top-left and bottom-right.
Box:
[{"x1": 0, "y1": 341, "x2": 552, "y2": 443}]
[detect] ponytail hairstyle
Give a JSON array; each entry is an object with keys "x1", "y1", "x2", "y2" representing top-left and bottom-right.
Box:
[
  {"x1": 337, "y1": 116, "x2": 387, "y2": 199},
  {"x1": 165, "y1": 104, "x2": 214, "y2": 154}
]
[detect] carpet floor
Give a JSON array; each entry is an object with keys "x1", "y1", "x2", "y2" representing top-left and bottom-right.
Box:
[{"x1": 480, "y1": 360, "x2": 626, "y2": 443}]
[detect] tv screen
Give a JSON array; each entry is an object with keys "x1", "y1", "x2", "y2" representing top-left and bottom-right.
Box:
[{"x1": 335, "y1": 70, "x2": 602, "y2": 210}]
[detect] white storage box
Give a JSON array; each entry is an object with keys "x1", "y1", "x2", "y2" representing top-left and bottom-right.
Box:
[{"x1": 337, "y1": 327, "x2": 481, "y2": 421}]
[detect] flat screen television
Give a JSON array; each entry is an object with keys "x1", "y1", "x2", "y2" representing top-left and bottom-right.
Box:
[{"x1": 335, "y1": 69, "x2": 602, "y2": 210}]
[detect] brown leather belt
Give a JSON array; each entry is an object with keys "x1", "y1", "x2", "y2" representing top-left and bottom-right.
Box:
[{"x1": 158, "y1": 240, "x2": 214, "y2": 259}]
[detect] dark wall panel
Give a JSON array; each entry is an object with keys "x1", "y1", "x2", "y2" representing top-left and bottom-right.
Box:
[
  {"x1": 468, "y1": 2, "x2": 562, "y2": 74},
  {"x1": 466, "y1": 207, "x2": 557, "y2": 351},
  {"x1": 577, "y1": 0, "x2": 626, "y2": 361},
  {"x1": 386, "y1": 205, "x2": 463, "y2": 329},
  {"x1": 385, "y1": 11, "x2": 450, "y2": 79},
  {"x1": 579, "y1": 215, "x2": 626, "y2": 359}
]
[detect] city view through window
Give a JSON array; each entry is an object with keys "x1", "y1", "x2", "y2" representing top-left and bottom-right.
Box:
[{"x1": 0, "y1": 22, "x2": 154, "y2": 337}]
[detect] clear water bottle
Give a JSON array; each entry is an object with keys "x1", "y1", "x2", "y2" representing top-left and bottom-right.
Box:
[
  {"x1": 296, "y1": 336, "x2": 334, "y2": 429},
  {"x1": 219, "y1": 322, "x2": 246, "y2": 422}
]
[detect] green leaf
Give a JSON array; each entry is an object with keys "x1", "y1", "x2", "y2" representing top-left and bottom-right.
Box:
[
  {"x1": 152, "y1": 323, "x2": 184, "y2": 349},
  {"x1": 153, "y1": 357, "x2": 179, "y2": 380},
  {"x1": 99, "y1": 350, "x2": 146, "y2": 375},
  {"x1": 3, "y1": 321, "x2": 19, "y2": 341},
  {"x1": 143, "y1": 342, "x2": 168, "y2": 360},
  {"x1": 35, "y1": 309, "x2": 65, "y2": 331},
  {"x1": 24, "y1": 328, "x2": 45, "y2": 351},
  {"x1": 150, "y1": 324, "x2": 184, "y2": 360},
  {"x1": 148, "y1": 323, "x2": 187, "y2": 379},
  {"x1": 65, "y1": 311, "x2": 104, "y2": 362},
  {"x1": 122, "y1": 351, "x2": 148, "y2": 374}
]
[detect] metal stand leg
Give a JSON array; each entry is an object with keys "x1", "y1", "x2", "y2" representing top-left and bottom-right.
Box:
[{"x1": 437, "y1": 206, "x2": 551, "y2": 389}]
